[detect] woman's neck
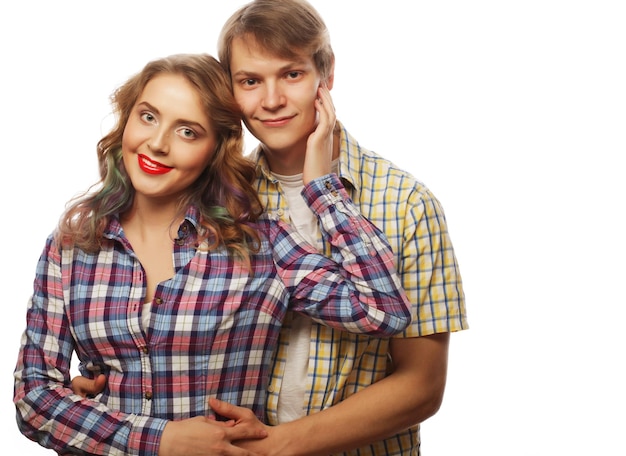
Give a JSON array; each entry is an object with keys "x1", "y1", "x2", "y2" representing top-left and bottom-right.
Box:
[{"x1": 120, "y1": 196, "x2": 183, "y2": 241}]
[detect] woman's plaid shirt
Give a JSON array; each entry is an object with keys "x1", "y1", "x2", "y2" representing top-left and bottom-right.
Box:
[{"x1": 14, "y1": 174, "x2": 410, "y2": 456}]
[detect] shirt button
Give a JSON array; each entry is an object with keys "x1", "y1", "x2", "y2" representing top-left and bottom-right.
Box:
[
  {"x1": 141, "y1": 347, "x2": 149, "y2": 354},
  {"x1": 325, "y1": 180, "x2": 332, "y2": 189},
  {"x1": 154, "y1": 297, "x2": 163, "y2": 305},
  {"x1": 145, "y1": 391, "x2": 152, "y2": 400}
]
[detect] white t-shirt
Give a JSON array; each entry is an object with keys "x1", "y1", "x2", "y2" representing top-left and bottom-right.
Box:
[
  {"x1": 270, "y1": 171, "x2": 317, "y2": 423},
  {"x1": 270, "y1": 163, "x2": 338, "y2": 423}
]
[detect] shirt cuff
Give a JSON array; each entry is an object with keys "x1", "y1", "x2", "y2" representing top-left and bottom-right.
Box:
[{"x1": 301, "y1": 173, "x2": 352, "y2": 214}]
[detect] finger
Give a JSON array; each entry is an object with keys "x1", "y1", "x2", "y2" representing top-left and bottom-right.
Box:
[
  {"x1": 314, "y1": 99, "x2": 334, "y2": 134},
  {"x1": 209, "y1": 397, "x2": 249, "y2": 421},
  {"x1": 93, "y1": 374, "x2": 107, "y2": 391},
  {"x1": 225, "y1": 423, "x2": 268, "y2": 441},
  {"x1": 318, "y1": 85, "x2": 335, "y2": 110},
  {"x1": 206, "y1": 418, "x2": 237, "y2": 427},
  {"x1": 208, "y1": 399, "x2": 268, "y2": 440},
  {"x1": 315, "y1": 87, "x2": 336, "y2": 130},
  {"x1": 71, "y1": 374, "x2": 105, "y2": 397}
]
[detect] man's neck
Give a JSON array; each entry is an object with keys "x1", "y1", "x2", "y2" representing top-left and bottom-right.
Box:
[
  {"x1": 261, "y1": 130, "x2": 341, "y2": 177},
  {"x1": 262, "y1": 145, "x2": 306, "y2": 176}
]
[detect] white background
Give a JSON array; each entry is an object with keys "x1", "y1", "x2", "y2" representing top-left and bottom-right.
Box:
[{"x1": 1, "y1": 1, "x2": 625, "y2": 454}]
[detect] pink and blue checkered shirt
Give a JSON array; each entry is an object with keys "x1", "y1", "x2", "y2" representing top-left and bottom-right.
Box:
[{"x1": 14, "y1": 174, "x2": 410, "y2": 455}]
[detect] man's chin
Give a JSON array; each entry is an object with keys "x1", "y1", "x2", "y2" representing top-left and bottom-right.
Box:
[{"x1": 256, "y1": 136, "x2": 300, "y2": 155}]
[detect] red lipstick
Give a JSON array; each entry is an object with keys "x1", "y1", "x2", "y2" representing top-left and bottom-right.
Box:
[{"x1": 138, "y1": 154, "x2": 173, "y2": 175}]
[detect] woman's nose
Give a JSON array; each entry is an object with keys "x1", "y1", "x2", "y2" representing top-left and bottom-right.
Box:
[{"x1": 148, "y1": 128, "x2": 170, "y2": 154}]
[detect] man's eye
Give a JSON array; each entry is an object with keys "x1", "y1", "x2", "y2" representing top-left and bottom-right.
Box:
[
  {"x1": 286, "y1": 71, "x2": 301, "y2": 79},
  {"x1": 243, "y1": 79, "x2": 257, "y2": 86}
]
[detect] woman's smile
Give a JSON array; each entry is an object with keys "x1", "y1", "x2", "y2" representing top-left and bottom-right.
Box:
[{"x1": 137, "y1": 154, "x2": 174, "y2": 175}]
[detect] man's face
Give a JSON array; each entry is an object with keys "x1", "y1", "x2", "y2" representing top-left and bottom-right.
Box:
[{"x1": 229, "y1": 36, "x2": 322, "y2": 160}]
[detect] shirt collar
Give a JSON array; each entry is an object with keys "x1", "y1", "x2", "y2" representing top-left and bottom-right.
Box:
[
  {"x1": 334, "y1": 120, "x2": 362, "y2": 197},
  {"x1": 103, "y1": 206, "x2": 201, "y2": 242},
  {"x1": 250, "y1": 146, "x2": 277, "y2": 183}
]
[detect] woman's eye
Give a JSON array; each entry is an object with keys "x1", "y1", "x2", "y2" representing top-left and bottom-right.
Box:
[
  {"x1": 140, "y1": 112, "x2": 156, "y2": 123},
  {"x1": 178, "y1": 127, "x2": 197, "y2": 139}
]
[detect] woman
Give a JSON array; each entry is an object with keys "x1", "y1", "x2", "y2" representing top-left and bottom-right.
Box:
[{"x1": 14, "y1": 53, "x2": 410, "y2": 455}]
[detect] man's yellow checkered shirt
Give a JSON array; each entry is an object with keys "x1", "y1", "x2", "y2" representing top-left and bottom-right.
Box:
[{"x1": 251, "y1": 122, "x2": 468, "y2": 455}]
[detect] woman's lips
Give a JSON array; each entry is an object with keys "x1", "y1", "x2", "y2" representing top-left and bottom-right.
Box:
[{"x1": 138, "y1": 154, "x2": 173, "y2": 175}]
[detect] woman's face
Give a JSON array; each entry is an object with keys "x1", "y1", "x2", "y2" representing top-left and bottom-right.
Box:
[{"x1": 122, "y1": 73, "x2": 216, "y2": 204}]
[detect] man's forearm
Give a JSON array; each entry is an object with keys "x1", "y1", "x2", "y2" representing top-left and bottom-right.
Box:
[{"x1": 245, "y1": 334, "x2": 450, "y2": 456}]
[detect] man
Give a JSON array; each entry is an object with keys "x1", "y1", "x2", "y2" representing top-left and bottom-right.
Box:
[
  {"x1": 211, "y1": 1, "x2": 468, "y2": 454},
  {"x1": 73, "y1": 1, "x2": 468, "y2": 454}
]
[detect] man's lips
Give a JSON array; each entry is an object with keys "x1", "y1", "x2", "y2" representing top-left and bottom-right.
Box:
[
  {"x1": 138, "y1": 154, "x2": 173, "y2": 175},
  {"x1": 260, "y1": 115, "x2": 295, "y2": 127}
]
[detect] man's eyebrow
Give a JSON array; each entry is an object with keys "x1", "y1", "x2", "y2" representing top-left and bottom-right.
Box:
[
  {"x1": 232, "y1": 60, "x2": 311, "y2": 79},
  {"x1": 231, "y1": 69, "x2": 259, "y2": 79}
]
